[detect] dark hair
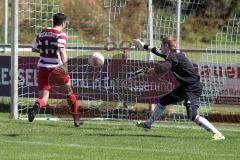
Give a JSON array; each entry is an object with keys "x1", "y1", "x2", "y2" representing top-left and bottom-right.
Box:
[
  {"x1": 53, "y1": 13, "x2": 67, "y2": 26},
  {"x1": 162, "y1": 36, "x2": 177, "y2": 50}
]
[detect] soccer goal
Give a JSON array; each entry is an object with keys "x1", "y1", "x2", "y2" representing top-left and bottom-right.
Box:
[{"x1": 16, "y1": 0, "x2": 240, "y2": 123}]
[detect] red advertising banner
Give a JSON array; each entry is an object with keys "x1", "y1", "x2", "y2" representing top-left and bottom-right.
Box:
[
  {"x1": 0, "y1": 56, "x2": 178, "y2": 104},
  {"x1": 1, "y1": 56, "x2": 239, "y2": 105}
]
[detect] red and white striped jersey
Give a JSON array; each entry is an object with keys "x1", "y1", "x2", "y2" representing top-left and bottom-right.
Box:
[{"x1": 32, "y1": 28, "x2": 67, "y2": 68}]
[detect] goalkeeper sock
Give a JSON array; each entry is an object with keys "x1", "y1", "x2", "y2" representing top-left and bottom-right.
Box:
[
  {"x1": 194, "y1": 115, "x2": 221, "y2": 135},
  {"x1": 145, "y1": 104, "x2": 165, "y2": 127},
  {"x1": 36, "y1": 99, "x2": 46, "y2": 109}
]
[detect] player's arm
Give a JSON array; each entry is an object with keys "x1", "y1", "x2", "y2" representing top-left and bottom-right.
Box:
[
  {"x1": 154, "y1": 61, "x2": 172, "y2": 74},
  {"x1": 146, "y1": 45, "x2": 167, "y2": 59},
  {"x1": 133, "y1": 39, "x2": 167, "y2": 59},
  {"x1": 148, "y1": 61, "x2": 172, "y2": 76},
  {"x1": 59, "y1": 47, "x2": 68, "y2": 73},
  {"x1": 58, "y1": 32, "x2": 68, "y2": 72},
  {"x1": 135, "y1": 60, "x2": 172, "y2": 77}
]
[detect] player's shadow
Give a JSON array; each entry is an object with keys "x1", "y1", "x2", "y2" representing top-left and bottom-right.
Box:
[
  {"x1": 81, "y1": 127, "x2": 111, "y2": 131},
  {"x1": 12, "y1": 120, "x2": 62, "y2": 127},
  {"x1": 2, "y1": 133, "x2": 21, "y2": 137},
  {"x1": 85, "y1": 133, "x2": 170, "y2": 138},
  {"x1": 0, "y1": 103, "x2": 10, "y2": 113}
]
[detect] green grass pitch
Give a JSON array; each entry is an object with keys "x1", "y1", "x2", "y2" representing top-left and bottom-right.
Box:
[{"x1": 0, "y1": 113, "x2": 240, "y2": 160}]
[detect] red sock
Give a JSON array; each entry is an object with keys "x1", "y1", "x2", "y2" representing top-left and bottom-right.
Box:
[
  {"x1": 36, "y1": 99, "x2": 46, "y2": 109},
  {"x1": 67, "y1": 93, "x2": 79, "y2": 114}
]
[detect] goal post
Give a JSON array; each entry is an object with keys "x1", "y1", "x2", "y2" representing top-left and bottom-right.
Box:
[{"x1": 10, "y1": 0, "x2": 19, "y2": 119}]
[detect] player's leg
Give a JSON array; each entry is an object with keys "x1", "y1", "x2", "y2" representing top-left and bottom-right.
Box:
[
  {"x1": 62, "y1": 80, "x2": 80, "y2": 127},
  {"x1": 184, "y1": 95, "x2": 225, "y2": 140},
  {"x1": 137, "y1": 86, "x2": 184, "y2": 130},
  {"x1": 195, "y1": 114, "x2": 225, "y2": 140},
  {"x1": 137, "y1": 103, "x2": 166, "y2": 131},
  {"x1": 194, "y1": 110, "x2": 225, "y2": 140},
  {"x1": 28, "y1": 90, "x2": 49, "y2": 122},
  {"x1": 28, "y1": 68, "x2": 51, "y2": 122}
]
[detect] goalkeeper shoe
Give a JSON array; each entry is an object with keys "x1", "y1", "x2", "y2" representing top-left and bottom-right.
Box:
[
  {"x1": 212, "y1": 133, "x2": 225, "y2": 141},
  {"x1": 136, "y1": 121, "x2": 151, "y2": 131},
  {"x1": 28, "y1": 104, "x2": 39, "y2": 122}
]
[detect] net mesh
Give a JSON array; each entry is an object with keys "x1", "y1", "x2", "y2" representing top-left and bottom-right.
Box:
[{"x1": 17, "y1": 0, "x2": 240, "y2": 122}]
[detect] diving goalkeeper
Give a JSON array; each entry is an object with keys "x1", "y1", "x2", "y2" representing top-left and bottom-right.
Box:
[{"x1": 133, "y1": 36, "x2": 225, "y2": 140}]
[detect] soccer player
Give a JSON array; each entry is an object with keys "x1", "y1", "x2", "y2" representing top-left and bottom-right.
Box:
[
  {"x1": 28, "y1": 13, "x2": 80, "y2": 127},
  {"x1": 133, "y1": 36, "x2": 225, "y2": 140}
]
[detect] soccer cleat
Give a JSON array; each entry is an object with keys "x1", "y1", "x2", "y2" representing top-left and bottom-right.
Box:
[
  {"x1": 73, "y1": 114, "x2": 80, "y2": 127},
  {"x1": 212, "y1": 133, "x2": 225, "y2": 141},
  {"x1": 28, "y1": 104, "x2": 39, "y2": 122},
  {"x1": 74, "y1": 122, "x2": 80, "y2": 127},
  {"x1": 136, "y1": 121, "x2": 151, "y2": 131}
]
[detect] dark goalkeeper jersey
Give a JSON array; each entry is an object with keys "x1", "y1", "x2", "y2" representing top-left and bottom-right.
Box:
[{"x1": 151, "y1": 48, "x2": 200, "y2": 86}]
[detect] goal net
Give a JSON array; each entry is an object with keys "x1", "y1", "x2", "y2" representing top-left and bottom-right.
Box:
[{"x1": 17, "y1": 0, "x2": 240, "y2": 123}]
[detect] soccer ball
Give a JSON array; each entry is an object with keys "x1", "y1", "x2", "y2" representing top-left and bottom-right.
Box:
[{"x1": 88, "y1": 52, "x2": 105, "y2": 68}]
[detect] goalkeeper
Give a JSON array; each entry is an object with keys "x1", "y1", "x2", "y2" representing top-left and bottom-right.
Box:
[
  {"x1": 28, "y1": 13, "x2": 80, "y2": 127},
  {"x1": 133, "y1": 36, "x2": 225, "y2": 140}
]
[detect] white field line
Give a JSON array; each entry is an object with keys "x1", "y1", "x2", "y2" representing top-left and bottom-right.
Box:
[
  {"x1": 1, "y1": 139, "x2": 239, "y2": 158},
  {"x1": 19, "y1": 117, "x2": 240, "y2": 132},
  {"x1": 84, "y1": 121, "x2": 240, "y2": 132}
]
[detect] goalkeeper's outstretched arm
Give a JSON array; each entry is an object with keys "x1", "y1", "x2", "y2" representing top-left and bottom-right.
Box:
[
  {"x1": 154, "y1": 61, "x2": 171, "y2": 74},
  {"x1": 145, "y1": 45, "x2": 167, "y2": 59},
  {"x1": 148, "y1": 61, "x2": 172, "y2": 76},
  {"x1": 133, "y1": 39, "x2": 167, "y2": 59}
]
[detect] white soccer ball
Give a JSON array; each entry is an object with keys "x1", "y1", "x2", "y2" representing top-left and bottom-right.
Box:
[{"x1": 88, "y1": 52, "x2": 105, "y2": 68}]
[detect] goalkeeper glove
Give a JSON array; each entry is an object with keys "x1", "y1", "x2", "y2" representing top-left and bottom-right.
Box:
[
  {"x1": 133, "y1": 39, "x2": 145, "y2": 49},
  {"x1": 133, "y1": 39, "x2": 153, "y2": 51},
  {"x1": 134, "y1": 68, "x2": 149, "y2": 77}
]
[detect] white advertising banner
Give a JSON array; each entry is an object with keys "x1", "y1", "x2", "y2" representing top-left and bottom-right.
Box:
[{"x1": 195, "y1": 62, "x2": 240, "y2": 104}]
